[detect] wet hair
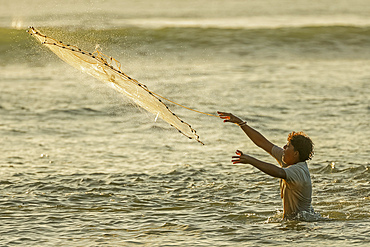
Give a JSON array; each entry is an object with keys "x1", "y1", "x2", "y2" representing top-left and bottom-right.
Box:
[{"x1": 287, "y1": 131, "x2": 314, "y2": 162}]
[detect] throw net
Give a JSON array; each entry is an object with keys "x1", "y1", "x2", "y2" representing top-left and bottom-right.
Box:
[{"x1": 28, "y1": 27, "x2": 218, "y2": 144}]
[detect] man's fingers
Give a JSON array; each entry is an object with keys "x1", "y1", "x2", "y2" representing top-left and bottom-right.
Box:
[
  {"x1": 232, "y1": 155, "x2": 243, "y2": 164},
  {"x1": 217, "y1": 111, "x2": 227, "y2": 115},
  {"x1": 217, "y1": 111, "x2": 231, "y2": 118}
]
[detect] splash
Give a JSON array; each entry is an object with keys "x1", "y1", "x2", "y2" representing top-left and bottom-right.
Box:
[
  {"x1": 266, "y1": 209, "x2": 327, "y2": 223},
  {"x1": 27, "y1": 27, "x2": 214, "y2": 144}
]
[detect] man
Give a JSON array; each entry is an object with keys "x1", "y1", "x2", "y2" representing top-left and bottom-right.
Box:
[{"x1": 218, "y1": 111, "x2": 315, "y2": 220}]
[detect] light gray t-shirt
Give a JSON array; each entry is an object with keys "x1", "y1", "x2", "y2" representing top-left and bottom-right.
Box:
[{"x1": 271, "y1": 145, "x2": 313, "y2": 218}]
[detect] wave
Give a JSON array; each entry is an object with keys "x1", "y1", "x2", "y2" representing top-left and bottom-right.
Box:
[
  {"x1": 6, "y1": 13, "x2": 370, "y2": 30},
  {"x1": 108, "y1": 16, "x2": 370, "y2": 29},
  {"x1": 1, "y1": 24, "x2": 370, "y2": 63}
]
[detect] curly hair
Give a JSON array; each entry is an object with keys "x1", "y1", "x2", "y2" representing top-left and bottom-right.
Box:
[{"x1": 287, "y1": 131, "x2": 314, "y2": 162}]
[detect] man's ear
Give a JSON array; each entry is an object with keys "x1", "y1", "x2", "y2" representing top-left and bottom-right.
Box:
[{"x1": 294, "y1": 150, "x2": 300, "y2": 160}]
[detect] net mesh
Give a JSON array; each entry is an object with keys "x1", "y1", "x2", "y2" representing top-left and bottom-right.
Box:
[{"x1": 27, "y1": 27, "x2": 204, "y2": 144}]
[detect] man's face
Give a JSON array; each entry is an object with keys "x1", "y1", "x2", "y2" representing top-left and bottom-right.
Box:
[{"x1": 282, "y1": 142, "x2": 298, "y2": 165}]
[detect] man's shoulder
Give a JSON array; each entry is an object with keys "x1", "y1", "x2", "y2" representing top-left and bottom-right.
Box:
[
  {"x1": 284, "y1": 162, "x2": 310, "y2": 181},
  {"x1": 285, "y1": 162, "x2": 308, "y2": 171},
  {"x1": 271, "y1": 145, "x2": 284, "y2": 166},
  {"x1": 271, "y1": 145, "x2": 283, "y2": 159},
  {"x1": 272, "y1": 145, "x2": 283, "y2": 153}
]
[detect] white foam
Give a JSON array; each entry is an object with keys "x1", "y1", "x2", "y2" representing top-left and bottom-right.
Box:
[{"x1": 111, "y1": 16, "x2": 370, "y2": 29}]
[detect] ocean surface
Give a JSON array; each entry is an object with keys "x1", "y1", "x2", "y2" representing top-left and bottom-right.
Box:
[{"x1": 1, "y1": 0, "x2": 369, "y2": 246}]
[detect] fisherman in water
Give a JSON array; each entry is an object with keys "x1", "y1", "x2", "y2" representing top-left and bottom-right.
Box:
[{"x1": 218, "y1": 111, "x2": 316, "y2": 220}]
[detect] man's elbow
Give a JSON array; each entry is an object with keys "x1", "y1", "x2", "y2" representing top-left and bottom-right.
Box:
[
  {"x1": 257, "y1": 141, "x2": 274, "y2": 155},
  {"x1": 277, "y1": 169, "x2": 287, "y2": 179}
]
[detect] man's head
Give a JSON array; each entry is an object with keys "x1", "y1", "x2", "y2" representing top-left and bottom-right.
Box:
[{"x1": 283, "y1": 131, "x2": 314, "y2": 165}]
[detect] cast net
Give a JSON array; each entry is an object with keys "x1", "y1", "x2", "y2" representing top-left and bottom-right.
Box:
[{"x1": 28, "y1": 27, "x2": 214, "y2": 144}]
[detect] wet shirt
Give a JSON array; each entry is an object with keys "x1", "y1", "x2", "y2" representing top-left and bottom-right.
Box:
[{"x1": 271, "y1": 146, "x2": 313, "y2": 218}]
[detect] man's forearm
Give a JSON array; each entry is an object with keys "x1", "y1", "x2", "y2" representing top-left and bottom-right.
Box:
[
  {"x1": 247, "y1": 156, "x2": 286, "y2": 179},
  {"x1": 240, "y1": 124, "x2": 274, "y2": 153}
]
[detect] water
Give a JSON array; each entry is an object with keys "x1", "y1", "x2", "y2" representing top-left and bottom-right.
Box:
[{"x1": 1, "y1": 0, "x2": 369, "y2": 246}]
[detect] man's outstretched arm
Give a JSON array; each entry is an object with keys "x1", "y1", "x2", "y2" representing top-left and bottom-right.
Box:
[
  {"x1": 232, "y1": 150, "x2": 286, "y2": 179},
  {"x1": 218, "y1": 111, "x2": 274, "y2": 154}
]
